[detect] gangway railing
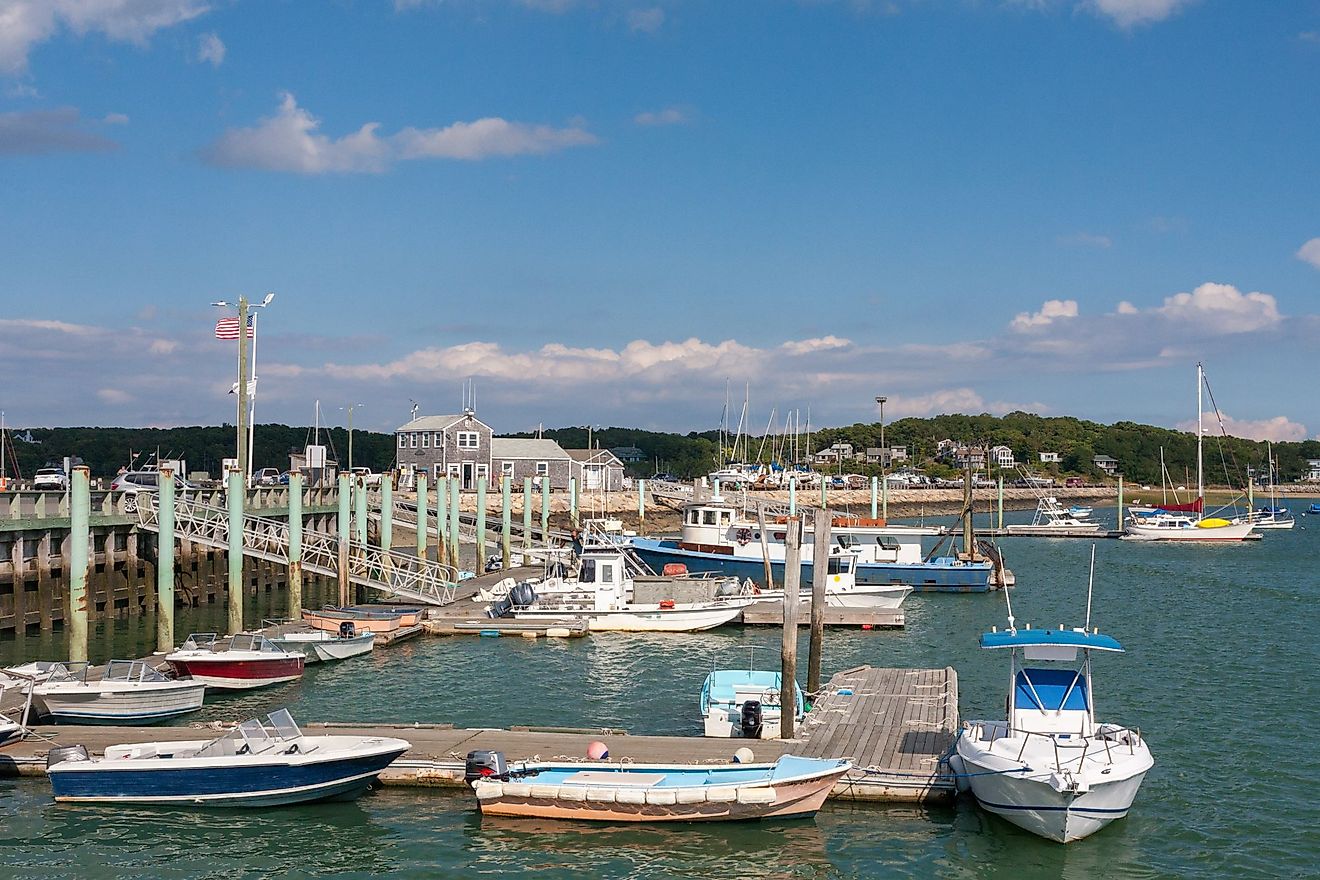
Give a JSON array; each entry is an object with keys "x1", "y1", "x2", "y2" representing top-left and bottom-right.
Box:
[{"x1": 136, "y1": 494, "x2": 462, "y2": 606}]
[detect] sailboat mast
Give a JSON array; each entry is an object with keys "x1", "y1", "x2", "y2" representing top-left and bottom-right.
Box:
[{"x1": 1196, "y1": 363, "x2": 1204, "y2": 505}]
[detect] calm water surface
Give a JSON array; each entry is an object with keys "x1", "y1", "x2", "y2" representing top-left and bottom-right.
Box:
[{"x1": 2, "y1": 510, "x2": 1317, "y2": 878}]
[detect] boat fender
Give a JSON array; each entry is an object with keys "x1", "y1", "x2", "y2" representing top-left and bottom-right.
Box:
[
  {"x1": 737, "y1": 787, "x2": 776, "y2": 805},
  {"x1": 706, "y1": 786, "x2": 738, "y2": 803},
  {"x1": 645, "y1": 789, "x2": 678, "y2": 806},
  {"x1": 503, "y1": 783, "x2": 533, "y2": 798},
  {"x1": 675, "y1": 788, "x2": 707, "y2": 805},
  {"x1": 584, "y1": 788, "x2": 617, "y2": 803},
  {"x1": 46, "y1": 744, "x2": 90, "y2": 768},
  {"x1": 557, "y1": 786, "x2": 587, "y2": 802},
  {"x1": 530, "y1": 784, "x2": 560, "y2": 800},
  {"x1": 659, "y1": 600, "x2": 676, "y2": 610},
  {"x1": 615, "y1": 788, "x2": 647, "y2": 805},
  {"x1": 474, "y1": 782, "x2": 504, "y2": 800}
]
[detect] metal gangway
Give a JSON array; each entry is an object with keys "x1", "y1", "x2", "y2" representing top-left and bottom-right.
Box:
[
  {"x1": 136, "y1": 494, "x2": 463, "y2": 606},
  {"x1": 382, "y1": 499, "x2": 573, "y2": 567}
]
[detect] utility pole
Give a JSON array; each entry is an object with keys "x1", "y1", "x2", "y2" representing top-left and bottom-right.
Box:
[
  {"x1": 236, "y1": 295, "x2": 250, "y2": 483},
  {"x1": 876, "y1": 395, "x2": 887, "y2": 519}
]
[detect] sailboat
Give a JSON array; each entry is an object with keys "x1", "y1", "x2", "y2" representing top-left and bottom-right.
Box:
[
  {"x1": 1233, "y1": 444, "x2": 1295, "y2": 530},
  {"x1": 1123, "y1": 364, "x2": 1255, "y2": 542}
]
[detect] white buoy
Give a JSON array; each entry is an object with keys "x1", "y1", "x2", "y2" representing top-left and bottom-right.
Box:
[{"x1": 733, "y1": 747, "x2": 755, "y2": 764}]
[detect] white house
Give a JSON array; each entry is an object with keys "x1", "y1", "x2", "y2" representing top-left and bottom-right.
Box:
[
  {"x1": 989, "y1": 445, "x2": 1015, "y2": 469},
  {"x1": 1092, "y1": 454, "x2": 1120, "y2": 476},
  {"x1": 813, "y1": 442, "x2": 854, "y2": 463},
  {"x1": 1039, "y1": 451, "x2": 1061, "y2": 464},
  {"x1": 1305, "y1": 459, "x2": 1320, "y2": 482}
]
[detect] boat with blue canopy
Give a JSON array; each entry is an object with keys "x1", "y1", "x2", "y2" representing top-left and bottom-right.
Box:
[
  {"x1": 951, "y1": 547, "x2": 1154, "y2": 843},
  {"x1": 700, "y1": 666, "x2": 805, "y2": 739}
]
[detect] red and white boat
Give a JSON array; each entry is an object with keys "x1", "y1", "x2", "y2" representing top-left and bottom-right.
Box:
[{"x1": 166, "y1": 633, "x2": 305, "y2": 691}]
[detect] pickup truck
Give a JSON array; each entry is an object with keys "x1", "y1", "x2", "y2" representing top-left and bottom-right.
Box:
[{"x1": 349, "y1": 467, "x2": 382, "y2": 487}]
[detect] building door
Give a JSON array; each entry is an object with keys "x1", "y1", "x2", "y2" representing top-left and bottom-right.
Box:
[
  {"x1": 462, "y1": 461, "x2": 475, "y2": 491},
  {"x1": 585, "y1": 465, "x2": 603, "y2": 490}
]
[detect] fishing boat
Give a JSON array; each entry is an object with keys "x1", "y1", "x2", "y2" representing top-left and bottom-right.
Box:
[
  {"x1": 700, "y1": 664, "x2": 804, "y2": 739},
  {"x1": 952, "y1": 550, "x2": 1154, "y2": 843},
  {"x1": 31, "y1": 660, "x2": 205, "y2": 724},
  {"x1": 1005, "y1": 497, "x2": 1103, "y2": 535},
  {"x1": 464, "y1": 750, "x2": 850, "y2": 822},
  {"x1": 270, "y1": 623, "x2": 376, "y2": 664},
  {"x1": 301, "y1": 606, "x2": 420, "y2": 634},
  {"x1": 490, "y1": 545, "x2": 751, "y2": 633},
  {"x1": 45, "y1": 709, "x2": 409, "y2": 806},
  {"x1": 748, "y1": 553, "x2": 911, "y2": 609},
  {"x1": 1124, "y1": 364, "x2": 1255, "y2": 542},
  {"x1": 626, "y1": 495, "x2": 998, "y2": 593},
  {"x1": 165, "y1": 633, "x2": 305, "y2": 691}
]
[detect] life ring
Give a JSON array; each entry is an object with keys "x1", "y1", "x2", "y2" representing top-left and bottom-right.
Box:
[{"x1": 735, "y1": 528, "x2": 753, "y2": 546}]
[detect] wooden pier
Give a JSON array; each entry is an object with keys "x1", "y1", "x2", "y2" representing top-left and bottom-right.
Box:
[
  {"x1": 0, "y1": 664, "x2": 957, "y2": 803},
  {"x1": 740, "y1": 601, "x2": 904, "y2": 629}
]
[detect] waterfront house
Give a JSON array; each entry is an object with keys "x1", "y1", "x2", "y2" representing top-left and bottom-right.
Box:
[
  {"x1": 396, "y1": 411, "x2": 492, "y2": 490},
  {"x1": 1092, "y1": 454, "x2": 1120, "y2": 476},
  {"x1": 567, "y1": 448, "x2": 626, "y2": 491},
  {"x1": 813, "y1": 442, "x2": 854, "y2": 464},
  {"x1": 865, "y1": 445, "x2": 908, "y2": 466},
  {"x1": 989, "y1": 445, "x2": 1016, "y2": 469},
  {"x1": 1039, "y1": 451, "x2": 1061, "y2": 464},
  {"x1": 491, "y1": 438, "x2": 573, "y2": 490},
  {"x1": 1305, "y1": 459, "x2": 1320, "y2": 482},
  {"x1": 610, "y1": 446, "x2": 646, "y2": 464}
]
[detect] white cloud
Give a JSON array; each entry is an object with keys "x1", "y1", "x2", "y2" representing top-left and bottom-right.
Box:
[
  {"x1": 97, "y1": 387, "x2": 134, "y2": 404},
  {"x1": 103, "y1": 112, "x2": 129, "y2": 124},
  {"x1": 1296, "y1": 237, "x2": 1320, "y2": 270},
  {"x1": 201, "y1": 92, "x2": 597, "y2": 174},
  {"x1": 1301, "y1": 31, "x2": 1320, "y2": 44},
  {"x1": 627, "y1": 7, "x2": 665, "y2": 33},
  {"x1": 634, "y1": 106, "x2": 690, "y2": 127},
  {"x1": 1010, "y1": 299, "x2": 1079, "y2": 331},
  {"x1": 780, "y1": 336, "x2": 852, "y2": 355},
  {"x1": 1115, "y1": 300, "x2": 1139, "y2": 314},
  {"x1": 1153, "y1": 282, "x2": 1279, "y2": 333},
  {"x1": 1057, "y1": 232, "x2": 1112, "y2": 249},
  {"x1": 0, "y1": 106, "x2": 118, "y2": 154},
  {"x1": 0, "y1": 0, "x2": 209, "y2": 75},
  {"x1": 1176, "y1": 413, "x2": 1308, "y2": 443},
  {"x1": 196, "y1": 31, "x2": 224, "y2": 66},
  {"x1": 884, "y1": 389, "x2": 987, "y2": 419},
  {"x1": 1083, "y1": 0, "x2": 1196, "y2": 28}
]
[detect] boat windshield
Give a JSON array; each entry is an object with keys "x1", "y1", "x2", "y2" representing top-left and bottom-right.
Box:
[
  {"x1": 43, "y1": 662, "x2": 90, "y2": 684},
  {"x1": 180, "y1": 633, "x2": 218, "y2": 651},
  {"x1": 104, "y1": 660, "x2": 168, "y2": 683},
  {"x1": 228, "y1": 633, "x2": 284, "y2": 653},
  {"x1": 194, "y1": 710, "x2": 304, "y2": 758}
]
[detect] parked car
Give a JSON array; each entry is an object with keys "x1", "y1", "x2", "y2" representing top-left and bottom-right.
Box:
[
  {"x1": 33, "y1": 467, "x2": 69, "y2": 491},
  {"x1": 1064, "y1": 477, "x2": 1085, "y2": 488},
  {"x1": 254, "y1": 467, "x2": 281, "y2": 486},
  {"x1": 111, "y1": 471, "x2": 195, "y2": 494}
]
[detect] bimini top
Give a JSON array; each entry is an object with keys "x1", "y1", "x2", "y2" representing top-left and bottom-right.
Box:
[{"x1": 980, "y1": 628, "x2": 1124, "y2": 652}]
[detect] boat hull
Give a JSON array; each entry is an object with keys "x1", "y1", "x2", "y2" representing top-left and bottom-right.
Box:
[
  {"x1": 1124, "y1": 520, "x2": 1256, "y2": 541},
  {"x1": 33, "y1": 682, "x2": 206, "y2": 724},
  {"x1": 511, "y1": 605, "x2": 743, "y2": 632},
  {"x1": 165, "y1": 657, "x2": 304, "y2": 691},
  {"x1": 271, "y1": 633, "x2": 376, "y2": 663},
  {"x1": 630, "y1": 540, "x2": 992, "y2": 593},
  {"x1": 301, "y1": 609, "x2": 401, "y2": 634},
  {"x1": 48, "y1": 745, "x2": 408, "y2": 807}
]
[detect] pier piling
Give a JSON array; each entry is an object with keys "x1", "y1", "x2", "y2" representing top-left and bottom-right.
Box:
[
  {"x1": 540, "y1": 478, "x2": 550, "y2": 541},
  {"x1": 380, "y1": 475, "x2": 393, "y2": 551},
  {"x1": 68, "y1": 466, "x2": 90, "y2": 663},
  {"x1": 870, "y1": 476, "x2": 878, "y2": 520},
  {"x1": 1118, "y1": 475, "x2": 1124, "y2": 529},
  {"x1": 780, "y1": 516, "x2": 802, "y2": 740},
  {"x1": 156, "y1": 466, "x2": 175, "y2": 653},
  {"x1": 437, "y1": 477, "x2": 449, "y2": 568},
  {"x1": 288, "y1": 472, "x2": 303, "y2": 619},
  {"x1": 337, "y1": 472, "x2": 351, "y2": 607},
  {"x1": 353, "y1": 477, "x2": 367, "y2": 546},
  {"x1": 808, "y1": 509, "x2": 830, "y2": 694},
  {"x1": 638, "y1": 479, "x2": 646, "y2": 527},
  {"x1": 789, "y1": 477, "x2": 796, "y2": 516},
  {"x1": 997, "y1": 473, "x2": 1004, "y2": 531},
  {"x1": 476, "y1": 481, "x2": 487, "y2": 573},
  {"x1": 570, "y1": 477, "x2": 579, "y2": 529},
  {"x1": 448, "y1": 477, "x2": 460, "y2": 571},
  {"x1": 522, "y1": 478, "x2": 533, "y2": 552},
  {"x1": 501, "y1": 476, "x2": 512, "y2": 569},
  {"x1": 415, "y1": 472, "x2": 429, "y2": 561},
  {"x1": 882, "y1": 471, "x2": 888, "y2": 519},
  {"x1": 226, "y1": 467, "x2": 244, "y2": 635}
]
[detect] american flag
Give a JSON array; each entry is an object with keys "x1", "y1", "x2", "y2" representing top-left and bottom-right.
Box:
[{"x1": 214, "y1": 316, "x2": 254, "y2": 340}]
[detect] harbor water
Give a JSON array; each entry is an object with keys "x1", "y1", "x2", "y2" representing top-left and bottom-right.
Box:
[{"x1": 1, "y1": 511, "x2": 1316, "y2": 879}]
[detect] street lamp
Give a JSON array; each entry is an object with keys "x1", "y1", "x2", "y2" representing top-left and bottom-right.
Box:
[
  {"x1": 340, "y1": 404, "x2": 365, "y2": 473},
  {"x1": 213, "y1": 293, "x2": 275, "y2": 487},
  {"x1": 876, "y1": 396, "x2": 888, "y2": 518}
]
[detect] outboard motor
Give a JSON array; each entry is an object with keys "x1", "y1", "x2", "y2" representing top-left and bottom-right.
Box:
[
  {"x1": 508, "y1": 583, "x2": 537, "y2": 608},
  {"x1": 485, "y1": 555, "x2": 503, "y2": 573},
  {"x1": 740, "y1": 700, "x2": 764, "y2": 740},
  {"x1": 339, "y1": 621, "x2": 356, "y2": 639},
  {"x1": 465, "y1": 750, "x2": 509, "y2": 785},
  {"x1": 46, "y1": 744, "x2": 90, "y2": 769},
  {"x1": 486, "y1": 597, "x2": 514, "y2": 619}
]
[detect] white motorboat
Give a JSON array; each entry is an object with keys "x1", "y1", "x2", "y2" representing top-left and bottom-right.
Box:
[
  {"x1": 699, "y1": 664, "x2": 804, "y2": 739},
  {"x1": 271, "y1": 623, "x2": 376, "y2": 664},
  {"x1": 165, "y1": 633, "x2": 305, "y2": 690},
  {"x1": 1123, "y1": 364, "x2": 1255, "y2": 542},
  {"x1": 952, "y1": 556, "x2": 1153, "y2": 843},
  {"x1": 751, "y1": 553, "x2": 911, "y2": 609},
  {"x1": 1005, "y1": 497, "x2": 1103, "y2": 534},
  {"x1": 46, "y1": 709, "x2": 409, "y2": 806},
  {"x1": 32, "y1": 660, "x2": 206, "y2": 724},
  {"x1": 0, "y1": 669, "x2": 36, "y2": 745}
]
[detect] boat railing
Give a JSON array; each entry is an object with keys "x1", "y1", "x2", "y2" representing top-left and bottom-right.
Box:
[{"x1": 972, "y1": 720, "x2": 1144, "y2": 769}]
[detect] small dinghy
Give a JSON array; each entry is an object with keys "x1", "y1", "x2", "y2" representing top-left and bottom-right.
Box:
[
  {"x1": 165, "y1": 633, "x2": 305, "y2": 691},
  {"x1": 952, "y1": 548, "x2": 1153, "y2": 843},
  {"x1": 700, "y1": 667, "x2": 804, "y2": 739},
  {"x1": 46, "y1": 709, "x2": 410, "y2": 807},
  {"x1": 32, "y1": 660, "x2": 206, "y2": 724},
  {"x1": 271, "y1": 622, "x2": 376, "y2": 664},
  {"x1": 464, "y1": 750, "x2": 850, "y2": 822},
  {"x1": 301, "y1": 606, "x2": 418, "y2": 634},
  {"x1": 0, "y1": 669, "x2": 36, "y2": 746}
]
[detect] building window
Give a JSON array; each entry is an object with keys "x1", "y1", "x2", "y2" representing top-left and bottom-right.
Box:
[
  {"x1": 434, "y1": 432, "x2": 442, "y2": 447},
  {"x1": 410, "y1": 433, "x2": 418, "y2": 448},
  {"x1": 421, "y1": 432, "x2": 430, "y2": 449},
  {"x1": 501, "y1": 461, "x2": 514, "y2": 477},
  {"x1": 458, "y1": 432, "x2": 479, "y2": 450},
  {"x1": 536, "y1": 462, "x2": 549, "y2": 476},
  {"x1": 398, "y1": 434, "x2": 407, "y2": 449}
]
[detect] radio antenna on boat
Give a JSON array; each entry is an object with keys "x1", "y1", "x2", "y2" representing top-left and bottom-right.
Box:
[
  {"x1": 1001, "y1": 563, "x2": 1017, "y2": 634},
  {"x1": 1085, "y1": 543, "x2": 1097, "y2": 630}
]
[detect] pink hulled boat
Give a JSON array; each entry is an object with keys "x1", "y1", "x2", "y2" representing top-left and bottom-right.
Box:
[{"x1": 165, "y1": 633, "x2": 305, "y2": 691}]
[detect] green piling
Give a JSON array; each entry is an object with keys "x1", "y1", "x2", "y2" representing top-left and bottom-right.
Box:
[
  {"x1": 68, "y1": 466, "x2": 90, "y2": 663},
  {"x1": 288, "y1": 472, "x2": 303, "y2": 619},
  {"x1": 882, "y1": 472, "x2": 888, "y2": 519},
  {"x1": 415, "y1": 472, "x2": 429, "y2": 561},
  {"x1": 448, "y1": 477, "x2": 460, "y2": 571},
  {"x1": 476, "y1": 480, "x2": 487, "y2": 572},
  {"x1": 523, "y1": 477, "x2": 533, "y2": 551},
  {"x1": 540, "y1": 477, "x2": 550, "y2": 540},
  {"x1": 436, "y1": 476, "x2": 449, "y2": 566},
  {"x1": 870, "y1": 475, "x2": 878, "y2": 520},
  {"x1": 227, "y1": 467, "x2": 244, "y2": 635},
  {"x1": 354, "y1": 477, "x2": 367, "y2": 545},
  {"x1": 381, "y1": 474, "x2": 393, "y2": 551},
  {"x1": 569, "y1": 476, "x2": 579, "y2": 529},
  {"x1": 337, "y1": 472, "x2": 351, "y2": 607},
  {"x1": 997, "y1": 473, "x2": 1004, "y2": 531},
  {"x1": 156, "y1": 466, "x2": 175, "y2": 652},
  {"x1": 502, "y1": 475, "x2": 512, "y2": 569}
]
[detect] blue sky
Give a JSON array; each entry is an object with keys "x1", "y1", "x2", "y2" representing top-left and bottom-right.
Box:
[{"x1": 2, "y1": 1, "x2": 1318, "y2": 440}]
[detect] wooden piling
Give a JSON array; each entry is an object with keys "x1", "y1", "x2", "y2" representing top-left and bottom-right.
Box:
[
  {"x1": 288, "y1": 472, "x2": 303, "y2": 619},
  {"x1": 156, "y1": 466, "x2": 175, "y2": 653},
  {"x1": 756, "y1": 505, "x2": 774, "y2": 588},
  {"x1": 522, "y1": 477, "x2": 533, "y2": 551},
  {"x1": 226, "y1": 467, "x2": 244, "y2": 636},
  {"x1": 501, "y1": 476, "x2": 513, "y2": 570},
  {"x1": 808, "y1": 509, "x2": 830, "y2": 694},
  {"x1": 476, "y1": 480, "x2": 487, "y2": 573},
  {"x1": 415, "y1": 472, "x2": 429, "y2": 561},
  {"x1": 780, "y1": 515, "x2": 802, "y2": 740},
  {"x1": 436, "y1": 476, "x2": 449, "y2": 567},
  {"x1": 820, "y1": 479, "x2": 826, "y2": 509},
  {"x1": 448, "y1": 477, "x2": 460, "y2": 571},
  {"x1": 870, "y1": 476, "x2": 878, "y2": 520},
  {"x1": 540, "y1": 477, "x2": 550, "y2": 540},
  {"x1": 337, "y1": 472, "x2": 351, "y2": 607},
  {"x1": 380, "y1": 474, "x2": 393, "y2": 550},
  {"x1": 353, "y1": 477, "x2": 368, "y2": 546},
  {"x1": 638, "y1": 479, "x2": 646, "y2": 528},
  {"x1": 570, "y1": 476, "x2": 579, "y2": 529},
  {"x1": 69, "y1": 466, "x2": 91, "y2": 663}
]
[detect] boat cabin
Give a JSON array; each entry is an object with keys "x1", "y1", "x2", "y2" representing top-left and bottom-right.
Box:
[{"x1": 981, "y1": 627, "x2": 1124, "y2": 737}]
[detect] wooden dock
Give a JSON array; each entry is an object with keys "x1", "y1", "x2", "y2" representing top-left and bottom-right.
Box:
[
  {"x1": 0, "y1": 664, "x2": 956, "y2": 803},
  {"x1": 740, "y1": 601, "x2": 904, "y2": 629}
]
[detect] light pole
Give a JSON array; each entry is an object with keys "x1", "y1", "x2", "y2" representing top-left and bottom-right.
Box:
[
  {"x1": 340, "y1": 404, "x2": 365, "y2": 473},
  {"x1": 875, "y1": 396, "x2": 887, "y2": 472},
  {"x1": 213, "y1": 292, "x2": 274, "y2": 487}
]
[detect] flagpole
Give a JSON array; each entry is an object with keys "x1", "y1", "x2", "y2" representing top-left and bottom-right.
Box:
[
  {"x1": 237, "y1": 296, "x2": 249, "y2": 490},
  {"x1": 248, "y1": 311, "x2": 258, "y2": 488}
]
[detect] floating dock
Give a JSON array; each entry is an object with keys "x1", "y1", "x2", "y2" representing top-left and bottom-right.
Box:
[
  {"x1": 0, "y1": 664, "x2": 957, "y2": 803},
  {"x1": 739, "y1": 601, "x2": 904, "y2": 629}
]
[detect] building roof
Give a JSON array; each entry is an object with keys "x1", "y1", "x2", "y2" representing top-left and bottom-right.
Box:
[
  {"x1": 566, "y1": 448, "x2": 624, "y2": 466},
  {"x1": 1092, "y1": 454, "x2": 1119, "y2": 463},
  {"x1": 396, "y1": 413, "x2": 489, "y2": 433},
  {"x1": 491, "y1": 438, "x2": 571, "y2": 460}
]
